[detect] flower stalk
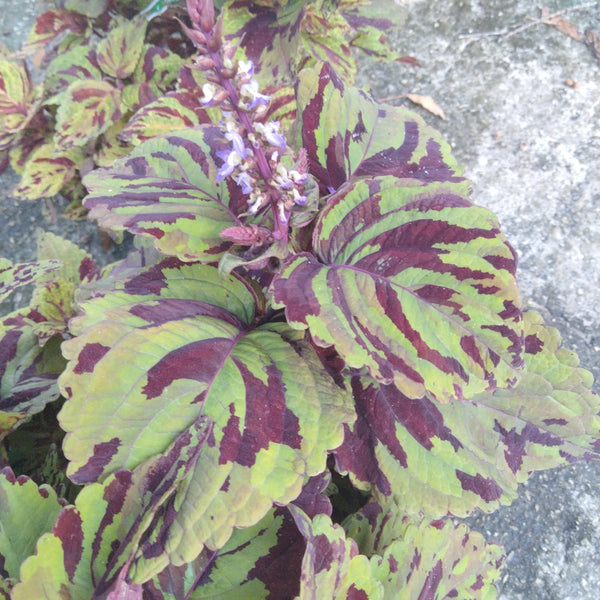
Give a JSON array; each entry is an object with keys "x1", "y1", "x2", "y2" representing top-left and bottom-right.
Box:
[{"x1": 181, "y1": 1, "x2": 311, "y2": 244}]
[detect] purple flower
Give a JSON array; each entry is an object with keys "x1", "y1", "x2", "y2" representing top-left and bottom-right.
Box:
[
  {"x1": 292, "y1": 188, "x2": 307, "y2": 205},
  {"x1": 235, "y1": 172, "x2": 255, "y2": 194},
  {"x1": 216, "y1": 149, "x2": 242, "y2": 182},
  {"x1": 277, "y1": 203, "x2": 289, "y2": 224},
  {"x1": 255, "y1": 121, "x2": 286, "y2": 149},
  {"x1": 238, "y1": 60, "x2": 254, "y2": 77},
  {"x1": 225, "y1": 130, "x2": 248, "y2": 159},
  {"x1": 200, "y1": 83, "x2": 216, "y2": 106},
  {"x1": 240, "y1": 79, "x2": 270, "y2": 109}
]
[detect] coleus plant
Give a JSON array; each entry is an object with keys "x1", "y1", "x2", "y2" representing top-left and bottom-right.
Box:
[
  {"x1": 0, "y1": 0, "x2": 413, "y2": 214},
  {"x1": 0, "y1": 0, "x2": 599, "y2": 598}
]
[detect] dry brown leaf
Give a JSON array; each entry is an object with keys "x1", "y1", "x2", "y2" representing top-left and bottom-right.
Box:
[
  {"x1": 540, "y1": 6, "x2": 581, "y2": 42},
  {"x1": 584, "y1": 29, "x2": 600, "y2": 66},
  {"x1": 405, "y1": 93, "x2": 446, "y2": 120}
]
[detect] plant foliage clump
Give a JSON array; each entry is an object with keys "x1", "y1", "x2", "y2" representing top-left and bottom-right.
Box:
[{"x1": 0, "y1": 0, "x2": 599, "y2": 598}]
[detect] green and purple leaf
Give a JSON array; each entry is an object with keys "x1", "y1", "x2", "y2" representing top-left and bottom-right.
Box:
[
  {"x1": 290, "y1": 506, "x2": 384, "y2": 599},
  {"x1": 0, "y1": 58, "x2": 34, "y2": 115},
  {"x1": 43, "y1": 44, "x2": 102, "y2": 98},
  {"x1": 0, "y1": 309, "x2": 64, "y2": 439},
  {"x1": 273, "y1": 175, "x2": 524, "y2": 402},
  {"x1": 341, "y1": 1, "x2": 419, "y2": 65},
  {"x1": 30, "y1": 232, "x2": 101, "y2": 342},
  {"x1": 0, "y1": 257, "x2": 60, "y2": 305},
  {"x1": 334, "y1": 310, "x2": 600, "y2": 517},
  {"x1": 132, "y1": 45, "x2": 186, "y2": 94},
  {"x1": 18, "y1": 9, "x2": 89, "y2": 58},
  {"x1": 298, "y1": 9, "x2": 355, "y2": 82},
  {"x1": 13, "y1": 142, "x2": 81, "y2": 200},
  {"x1": 82, "y1": 126, "x2": 240, "y2": 262},
  {"x1": 168, "y1": 506, "x2": 305, "y2": 599},
  {"x1": 58, "y1": 259, "x2": 355, "y2": 571},
  {"x1": 96, "y1": 16, "x2": 148, "y2": 80},
  {"x1": 296, "y1": 62, "x2": 464, "y2": 191},
  {"x1": 0, "y1": 468, "x2": 64, "y2": 589},
  {"x1": 120, "y1": 91, "x2": 211, "y2": 145},
  {"x1": 11, "y1": 417, "x2": 212, "y2": 599},
  {"x1": 54, "y1": 79, "x2": 123, "y2": 152},
  {"x1": 344, "y1": 500, "x2": 505, "y2": 599},
  {"x1": 221, "y1": 0, "x2": 306, "y2": 86}
]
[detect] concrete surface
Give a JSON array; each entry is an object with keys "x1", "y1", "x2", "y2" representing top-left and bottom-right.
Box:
[{"x1": 1, "y1": 1, "x2": 600, "y2": 598}]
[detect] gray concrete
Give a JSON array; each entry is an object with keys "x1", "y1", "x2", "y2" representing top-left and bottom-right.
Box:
[{"x1": 1, "y1": 1, "x2": 600, "y2": 598}]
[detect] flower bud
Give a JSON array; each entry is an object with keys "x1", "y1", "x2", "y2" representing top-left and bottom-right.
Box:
[{"x1": 186, "y1": 0, "x2": 215, "y2": 32}]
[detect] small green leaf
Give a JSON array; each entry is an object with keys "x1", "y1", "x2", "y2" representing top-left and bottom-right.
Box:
[
  {"x1": 30, "y1": 232, "x2": 100, "y2": 342},
  {"x1": 97, "y1": 16, "x2": 148, "y2": 80},
  {"x1": 344, "y1": 501, "x2": 505, "y2": 599},
  {"x1": 0, "y1": 258, "x2": 60, "y2": 305},
  {"x1": 290, "y1": 506, "x2": 384, "y2": 599},
  {"x1": 64, "y1": 0, "x2": 107, "y2": 18},
  {"x1": 0, "y1": 468, "x2": 64, "y2": 585},
  {"x1": 0, "y1": 310, "x2": 64, "y2": 439},
  {"x1": 13, "y1": 142, "x2": 80, "y2": 200}
]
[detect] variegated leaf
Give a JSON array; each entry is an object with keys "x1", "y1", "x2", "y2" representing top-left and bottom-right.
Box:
[
  {"x1": 120, "y1": 91, "x2": 211, "y2": 145},
  {"x1": 290, "y1": 506, "x2": 384, "y2": 599},
  {"x1": 299, "y1": 8, "x2": 355, "y2": 82},
  {"x1": 30, "y1": 232, "x2": 100, "y2": 342},
  {"x1": 334, "y1": 310, "x2": 600, "y2": 517},
  {"x1": 170, "y1": 507, "x2": 305, "y2": 599},
  {"x1": 13, "y1": 142, "x2": 81, "y2": 200},
  {"x1": 19, "y1": 9, "x2": 89, "y2": 57},
  {"x1": 64, "y1": 0, "x2": 107, "y2": 18},
  {"x1": 273, "y1": 175, "x2": 523, "y2": 402},
  {"x1": 54, "y1": 79, "x2": 123, "y2": 152},
  {"x1": 344, "y1": 500, "x2": 505, "y2": 599},
  {"x1": 132, "y1": 45, "x2": 186, "y2": 94},
  {"x1": 0, "y1": 258, "x2": 60, "y2": 305},
  {"x1": 0, "y1": 310, "x2": 64, "y2": 439},
  {"x1": 82, "y1": 126, "x2": 240, "y2": 261},
  {"x1": 58, "y1": 260, "x2": 355, "y2": 572},
  {"x1": 0, "y1": 468, "x2": 64, "y2": 588},
  {"x1": 341, "y1": 2, "x2": 416, "y2": 64},
  {"x1": 0, "y1": 58, "x2": 33, "y2": 114},
  {"x1": 43, "y1": 44, "x2": 102, "y2": 98},
  {"x1": 221, "y1": 0, "x2": 306, "y2": 86},
  {"x1": 296, "y1": 62, "x2": 464, "y2": 191},
  {"x1": 97, "y1": 16, "x2": 148, "y2": 80},
  {"x1": 142, "y1": 475, "x2": 330, "y2": 598},
  {"x1": 94, "y1": 117, "x2": 134, "y2": 167},
  {"x1": 11, "y1": 417, "x2": 211, "y2": 599}
]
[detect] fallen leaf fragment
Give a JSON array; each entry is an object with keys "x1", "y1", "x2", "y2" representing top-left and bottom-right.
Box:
[
  {"x1": 406, "y1": 93, "x2": 447, "y2": 120},
  {"x1": 584, "y1": 29, "x2": 600, "y2": 65},
  {"x1": 540, "y1": 6, "x2": 581, "y2": 41}
]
